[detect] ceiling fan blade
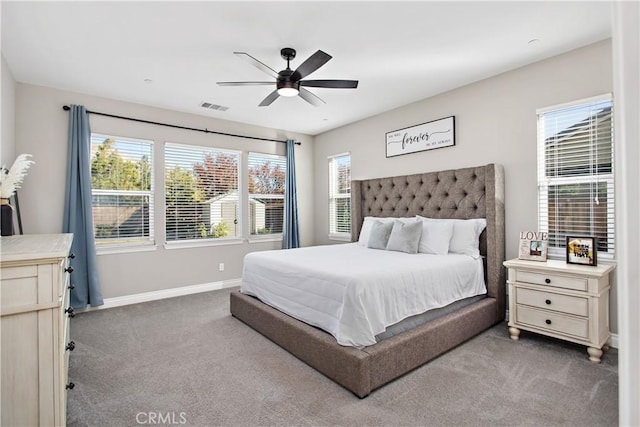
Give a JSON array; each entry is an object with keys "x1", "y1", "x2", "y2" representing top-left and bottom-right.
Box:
[
  {"x1": 259, "y1": 90, "x2": 280, "y2": 107},
  {"x1": 300, "y1": 80, "x2": 359, "y2": 89},
  {"x1": 234, "y1": 52, "x2": 279, "y2": 79},
  {"x1": 298, "y1": 88, "x2": 326, "y2": 107},
  {"x1": 216, "y1": 81, "x2": 273, "y2": 86},
  {"x1": 294, "y1": 50, "x2": 332, "y2": 79}
]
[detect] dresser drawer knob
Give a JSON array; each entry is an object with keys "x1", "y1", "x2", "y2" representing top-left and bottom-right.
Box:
[
  {"x1": 66, "y1": 382, "x2": 75, "y2": 390},
  {"x1": 545, "y1": 278, "x2": 551, "y2": 284},
  {"x1": 69, "y1": 253, "x2": 76, "y2": 259},
  {"x1": 545, "y1": 299, "x2": 552, "y2": 305},
  {"x1": 69, "y1": 283, "x2": 75, "y2": 290},
  {"x1": 545, "y1": 319, "x2": 552, "y2": 325},
  {"x1": 65, "y1": 266, "x2": 74, "y2": 274},
  {"x1": 65, "y1": 307, "x2": 75, "y2": 318},
  {"x1": 66, "y1": 341, "x2": 75, "y2": 352}
]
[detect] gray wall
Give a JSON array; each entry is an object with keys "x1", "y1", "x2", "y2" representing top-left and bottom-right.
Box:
[
  {"x1": 14, "y1": 84, "x2": 314, "y2": 299},
  {"x1": 313, "y1": 40, "x2": 616, "y2": 332},
  {"x1": 1, "y1": 54, "x2": 16, "y2": 167}
]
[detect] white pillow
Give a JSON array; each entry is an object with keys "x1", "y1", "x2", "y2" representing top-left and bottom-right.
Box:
[
  {"x1": 415, "y1": 216, "x2": 454, "y2": 255},
  {"x1": 449, "y1": 218, "x2": 486, "y2": 258},
  {"x1": 417, "y1": 216, "x2": 486, "y2": 258},
  {"x1": 358, "y1": 216, "x2": 415, "y2": 247},
  {"x1": 386, "y1": 219, "x2": 423, "y2": 254}
]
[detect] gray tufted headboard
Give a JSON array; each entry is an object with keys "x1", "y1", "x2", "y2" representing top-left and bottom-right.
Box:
[{"x1": 351, "y1": 163, "x2": 506, "y2": 319}]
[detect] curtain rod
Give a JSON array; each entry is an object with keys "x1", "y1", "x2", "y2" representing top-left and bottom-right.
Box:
[{"x1": 61, "y1": 105, "x2": 300, "y2": 145}]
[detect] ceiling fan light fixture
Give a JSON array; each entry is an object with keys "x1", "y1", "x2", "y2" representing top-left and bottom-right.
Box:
[
  {"x1": 277, "y1": 87, "x2": 299, "y2": 97},
  {"x1": 277, "y1": 79, "x2": 300, "y2": 97}
]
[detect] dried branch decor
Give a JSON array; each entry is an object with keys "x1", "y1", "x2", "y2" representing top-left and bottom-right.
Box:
[{"x1": 1, "y1": 154, "x2": 35, "y2": 199}]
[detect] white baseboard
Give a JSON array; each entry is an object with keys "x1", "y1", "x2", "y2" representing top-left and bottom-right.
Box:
[
  {"x1": 609, "y1": 333, "x2": 619, "y2": 349},
  {"x1": 76, "y1": 278, "x2": 242, "y2": 312},
  {"x1": 505, "y1": 309, "x2": 619, "y2": 349}
]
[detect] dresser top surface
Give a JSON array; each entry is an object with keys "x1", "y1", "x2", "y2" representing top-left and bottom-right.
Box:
[
  {"x1": 0, "y1": 234, "x2": 73, "y2": 263},
  {"x1": 504, "y1": 258, "x2": 615, "y2": 277}
]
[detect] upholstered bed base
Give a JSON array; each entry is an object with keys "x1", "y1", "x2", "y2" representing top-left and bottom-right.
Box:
[
  {"x1": 230, "y1": 163, "x2": 505, "y2": 398},
  {"x1": 231, "y1": 291, "x2": 498, "y2": 398}
]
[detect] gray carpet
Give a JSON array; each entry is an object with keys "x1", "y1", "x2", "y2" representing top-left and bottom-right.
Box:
[{"x1": 67, "y1": 287, "x2": 618, "y2": 426}]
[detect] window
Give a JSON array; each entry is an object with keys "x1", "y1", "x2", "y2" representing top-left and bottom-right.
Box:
[
  {"x1": 328, "y1": 153, "x2": 351, "y2": 239},
  {"x1": 165, "y1": 143, "x2": 240, "y2": 242},
  {"x1": 247, "y1": 152, "x2": 286, "y2": 237},
  {"x1": 90, "y1": 134, "x2": 154, "y2": 246},
  {"x1": 537, "y1": 95, "x2": 614, "y2": 259}
]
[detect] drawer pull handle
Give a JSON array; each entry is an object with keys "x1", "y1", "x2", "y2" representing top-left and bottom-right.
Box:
[
  {"x1": 69, "y1": 253, "x2": 76, "y2": 259},
  {"x1": 66, "y1": 341, "x2": 75, "y2": 352},
  {"x1": 65, "y1": 307, "x2": 75, "y2": 318},
  {"x1": 66, "y1": 382, "x2": 75, "y2": 390},
  {"x1": 545, "y1": 319, "x2": 552, "y2": 325},
  {"x1": 69, "y1": 283, "x2": 75, "y2": 290},
  {"x1": 545, "y1": 299, "x2": 552, "y2": 305},
  {"x1": 545, "y1": 278, "x2": 551, "y2": 284},
  {"x1": 65, "y1": 266, "x2": 74, "y2": 274}
]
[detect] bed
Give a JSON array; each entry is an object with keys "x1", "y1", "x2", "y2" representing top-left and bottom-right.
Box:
[{"x1": 230, "y1": 163, "x2": 505, "y2": 397}]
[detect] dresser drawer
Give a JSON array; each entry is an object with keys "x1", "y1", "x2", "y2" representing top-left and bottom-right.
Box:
[
  {"x1": 516, "y1": 305, "x2": 589, "y2": 339},
  {"x1": 516, "y1": 270, "x2": 587, "y2": 292},
  {"x1": 1, "y1": 266, "x2": 39, "y2": 311},
  {"x1": 59, "y1": 257, "x2": 70, "y2": 299},
  {"x1": 59, "y1": 277, "x2": 70, "y2": 338},
  {"x1": 516, "y1": 288, "x2": 588, "y2": 317},
  {"x1": 60, "y1": 292, "x2": 72, "y2": 425},
  {"x1": 62, "y1": 312, "x2": 71, "y2": 394}
]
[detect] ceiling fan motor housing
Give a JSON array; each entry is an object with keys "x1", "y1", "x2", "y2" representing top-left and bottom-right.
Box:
[{"x1": 277, "y1": 68, "x2": 301, "y2": 93}]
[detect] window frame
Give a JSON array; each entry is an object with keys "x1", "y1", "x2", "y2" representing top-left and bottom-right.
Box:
[
  {"x1": 328, "y1": 152, "x2": 352, "y2": 241},
  {"x1": 247, "y1": 151, "x2": 287, "y2": 242},
  {"x1": 163, "y1": 142, "x2": 243, "y2": 248},
  {"x1": 90, "y1": 133, "x2": 155, "y2": 253},
  {"x1": 536, "y1": 94, "x2": 615, "y2": 261}
]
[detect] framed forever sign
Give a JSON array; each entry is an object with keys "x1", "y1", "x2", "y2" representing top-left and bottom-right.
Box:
[{"x1": 385, "y1": 116, "x2": 455, "y2": 158}]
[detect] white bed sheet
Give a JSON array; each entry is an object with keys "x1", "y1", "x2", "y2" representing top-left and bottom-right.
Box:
[{"x1": 241, "y1": 243, "x2": 486, "y2": 347}]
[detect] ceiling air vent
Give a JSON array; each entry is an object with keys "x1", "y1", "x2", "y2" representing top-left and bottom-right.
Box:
[{"x1": 200, "y1": 101, "x2": 229, "y2": 112}]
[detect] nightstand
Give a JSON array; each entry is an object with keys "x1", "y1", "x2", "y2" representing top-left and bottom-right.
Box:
[{"x1": 503, "y1": 258, "x2": 614, "y2": 363}]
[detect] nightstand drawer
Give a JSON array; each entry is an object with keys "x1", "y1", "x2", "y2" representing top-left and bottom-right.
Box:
[
  {"x1": 517, "y1": 305, "x2": 589, "y2": 339},
  {"x1": 516, "y1": 288, "x2": 588, "y2": 317},
  {"x1": 516, "y1": 271, "x2": 587, "y2": 292}
]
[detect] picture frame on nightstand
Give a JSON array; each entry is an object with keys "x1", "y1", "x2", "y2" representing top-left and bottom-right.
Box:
[
  {"x1": 518, "y1": 231, "x2": 548, "y2": 261},
  {"x1": 566, "y1": 235, "x2": 598, "y2": 266}
]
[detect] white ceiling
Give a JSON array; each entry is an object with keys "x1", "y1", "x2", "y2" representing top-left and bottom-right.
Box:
[{"x1": 1, "y1": 1, "x2": 612, "y2": 136}]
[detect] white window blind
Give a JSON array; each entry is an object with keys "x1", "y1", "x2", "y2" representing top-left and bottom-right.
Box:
[
  {"x1": 248, "y1": 152, "x2": 286, "y2": 236},
  {"x1": 90, "y1": 134, "x2": 154, "y2": 246},
  {"x1": 537, "y1": 95, "x2": 614, "y2": 259},
  {"x1": 165, "y1": 143, "x2": 240, "y2": 242},
  {"x1": 329, "y1": 153, "x2": 351, "y2": 238}
]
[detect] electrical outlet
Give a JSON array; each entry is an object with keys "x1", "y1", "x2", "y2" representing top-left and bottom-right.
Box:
[{"x1": 219, "y1": 263, "x2": 224, "y2": 272}]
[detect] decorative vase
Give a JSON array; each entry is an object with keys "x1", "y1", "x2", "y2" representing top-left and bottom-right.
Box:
[{"x1": 1, "y1": 198, "x2": 15, "y2": 236}]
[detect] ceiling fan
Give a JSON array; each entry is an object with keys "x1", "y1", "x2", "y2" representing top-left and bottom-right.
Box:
[{"x1": 216, "y1": 48, "x2": 358, "y2": 107}]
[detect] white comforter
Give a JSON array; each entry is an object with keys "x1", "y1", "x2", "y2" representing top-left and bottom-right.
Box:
[{"x1": 241, "y1": 243, "x2": 486, "y2": 347}]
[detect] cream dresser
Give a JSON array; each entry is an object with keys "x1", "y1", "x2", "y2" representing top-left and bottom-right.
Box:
[
  {"x1": 504, "y1": 258, "x2": 614, "y2": 363},
  {"x1": 1, "y1": 234, "x2": 75, "y2": 426}
]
